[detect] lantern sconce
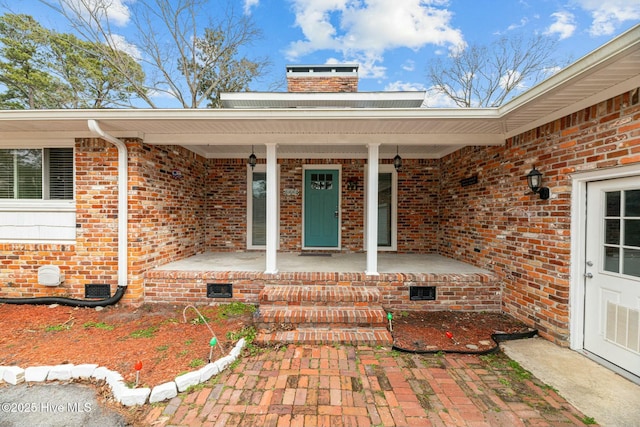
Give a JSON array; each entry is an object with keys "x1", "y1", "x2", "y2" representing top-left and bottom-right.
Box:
[
  {"x1": 526, "y1": 165, "x2": 550, "y2": 200},
  {"x1": 393, "y1": 146, "x2": 402, "y2": 170},
  {"x1": 248, "y1": 145, "x2": 257, "y2": 169}
]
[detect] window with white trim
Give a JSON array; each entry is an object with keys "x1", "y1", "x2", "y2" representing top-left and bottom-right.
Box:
[
  {"x1": 247, "y1": 164, "x2": 279, "y2": 249},
  {"x1": 0, "y1": 148, "x2": 74, "y2": 200}
]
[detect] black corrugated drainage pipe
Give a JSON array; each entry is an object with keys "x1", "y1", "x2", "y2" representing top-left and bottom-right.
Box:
[{"x1": 0, "y1": 285, "x2": 127, "y2": 307}]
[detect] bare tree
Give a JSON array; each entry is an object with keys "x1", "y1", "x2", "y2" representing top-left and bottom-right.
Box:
[
  {"x1": 427, "y1": 33, "x2": 565, "y2": 108},
  {"x1": 41, "y1": 0, "x2": 270, "y2": 108}
]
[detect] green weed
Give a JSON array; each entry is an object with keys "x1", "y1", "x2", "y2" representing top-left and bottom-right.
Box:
[
  {"x1": 45, "y1": 324, "x2": 70, "y2": 332},
  {"x1": 218, "y1": 302, "x2": 256, "y2": 319},
  {"x1": 129, "y1": 326, "x2": 158, "y2": 338},
  {"x1": 581, "y1": 416, "x2": 597, "y2": 425},
  {"x1": 189, "y1": 358, "x2": 205, "y2": 368},
  {"x1": 83, "y1": 321, "x2": 114, "y2": 331}
]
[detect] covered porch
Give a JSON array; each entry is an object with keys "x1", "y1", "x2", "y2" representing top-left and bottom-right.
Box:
[
  {"x1": 154, "y1": 252, "x2": 488, "y2": 274},
  {"x1": 144, "y1": 252, "x2": 501, "y2": 313}
]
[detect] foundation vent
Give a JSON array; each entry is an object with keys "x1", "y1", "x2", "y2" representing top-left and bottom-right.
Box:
[
  {"x1": 410, "y1": 286, "x2": 436, "y2": 301},
  {"x1": 207, "y1": 283, "x2": 233, "y2": 298},
  {"x1": 85, "y1": 284, "x2": 111, "y2": 299}
]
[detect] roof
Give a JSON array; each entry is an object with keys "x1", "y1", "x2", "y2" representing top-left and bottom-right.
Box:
[{"x1": 0, "y1": 25, "x2": 638, "y2": 160}]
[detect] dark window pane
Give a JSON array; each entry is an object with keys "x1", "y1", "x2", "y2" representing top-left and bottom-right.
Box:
[
  {"x1": 47, "y1": 148, "x2": 74, "y2": 200},
  {"x1": 605, "y1": 219, "x2": 620, "y2": 244},
  {"x1": 252, "y1": 172, "x2": 266, "y2": 246},
  {"x1": 0, "y1": 150, "x2": 14, "y2": 198},
  {"x1": 378, "y1": 173, "x2": 392, "y2": 246},
  {"x1": 15, "y1": 149, "x2": 42, "y2": 199},
  {"x1": 624, "y1": 219, "x2": 640, "y2": 247},
  {"x1": 604, "y1": 246, "x2": 620, "y2": 273},
  {"x1": 606, "y1": 191, "x2": 621, "y2": 216},
  {"x1": 625, "y1": 190, "x2": 640, "y2": 217},
  {"x1": 623, "y1": 248, "x2": 640, "y2": 278}
]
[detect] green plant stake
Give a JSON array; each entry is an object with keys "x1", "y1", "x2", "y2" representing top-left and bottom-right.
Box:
[
  {"x1": 387, "y1": 312, "x2": 393, "y2": 332},
  {"x1": 209, "y1": 337, "x2": 217, "y2": 362}
]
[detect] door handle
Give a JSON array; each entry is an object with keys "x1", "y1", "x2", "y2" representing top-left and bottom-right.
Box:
[
  {"x1": 334, "y1": 210, "x2": 338, "y2": 218},
  {"x1": 584, "y1": 272, "x2": 593, "y2": 279}
]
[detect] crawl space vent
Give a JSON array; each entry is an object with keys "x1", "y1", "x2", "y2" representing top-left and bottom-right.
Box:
[
  {"x1": 85, "y1": 284, "x2": 111, "y2": 299},
  {"x1": 207, "y1": 283, "x2": 233, "y2": 298},
  {"x1": 410, "y1": 286, "x2": 436, "y2": 301}
]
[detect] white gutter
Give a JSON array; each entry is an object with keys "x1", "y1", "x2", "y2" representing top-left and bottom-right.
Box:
[{"x1": 87, "y1": 119, "x2": 128, "y2": 288}]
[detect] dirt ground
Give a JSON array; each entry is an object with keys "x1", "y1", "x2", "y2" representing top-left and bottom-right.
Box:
[{"x1": 0, "y1": 303, "x2": 532, "y2": 388}]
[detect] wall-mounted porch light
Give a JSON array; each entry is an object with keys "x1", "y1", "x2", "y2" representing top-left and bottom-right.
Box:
[
  {"x1": 393, "y1": 146, "x2": 402, "y2": 170},
  {"x1": 248, "y1": 145, "x2": 257, "y2": 169},
  {"x1": 526, "y1": 166, "x2": 550, "y2": 200}
]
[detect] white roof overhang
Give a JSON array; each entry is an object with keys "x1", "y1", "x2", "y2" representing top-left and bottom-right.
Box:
[{"x1": 0, "y1": 25, "x2": 637, "y2": 160}]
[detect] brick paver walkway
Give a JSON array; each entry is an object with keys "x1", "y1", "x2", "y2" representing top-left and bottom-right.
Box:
[{"x1": 142, "y1": 345, "x2": 594, "y2": 427}]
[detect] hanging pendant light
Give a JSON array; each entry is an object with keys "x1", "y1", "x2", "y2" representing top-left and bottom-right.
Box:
[
  {"x1": 393, "y1": 146, "x2": 402, "y2": 170},
  {"x1": 248, "y1": 145, "x2": 257, "y2": 169}
]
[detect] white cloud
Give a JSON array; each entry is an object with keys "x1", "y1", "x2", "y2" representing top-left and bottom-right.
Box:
[
  {"x1": 285, "y1": 0, "x2": 464, "y2": 78},
  {"x1": 423, "y1": 86, "x2": 459, "y2": 108},
  {"x1": 572, "y1": 0, "x2": 640, "y2": 36},
  {"x1": 385, "y1": 80, "x2": 425, "y2": 91},
  {"x1": 66, "y1": 0, "x2": 131, "y2": 27},
  {"x1": 244, "y1": 0, "x2": 260, "y2": 14},
  {"x1": 507, "y1": 17, "x2": 529, "y2": 31},
  {"x1": 109, "y1": 34, "x2": 141, "y2": 60},
  {"x1": 545, "y1": 11, "x2": 576, "y2": 40},
  {"x1": 402, "y1": 60, "x2": 415, "y2": 72}
]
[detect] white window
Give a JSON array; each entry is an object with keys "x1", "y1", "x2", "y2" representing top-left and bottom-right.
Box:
[
  {"x1": 247, "y1": 164, "x2": 279, "y2": 249},
  {"x1": 0, "y1": 147, "x2": 76, "y2": 243},
  {"x1": 0, "y1": 148, "x2": 74, "y2": 200},
  {"x1": 365, "y1": 164, "x2": 398, "y2": 251}
]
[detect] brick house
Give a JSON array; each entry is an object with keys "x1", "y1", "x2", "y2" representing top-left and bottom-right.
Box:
[{"x1": 1, "y1": 26, "x2": 639, "y2": 380}]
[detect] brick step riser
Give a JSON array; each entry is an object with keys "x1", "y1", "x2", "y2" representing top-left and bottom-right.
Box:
[
  {"x1": 257, "y1": 329, "x2": 393, "y2": 347},
  {"x1": 258, "y1": 288, "x2": 382, "y2": 305},
  {"x1": 259, "y1": 300, "x2": 378, "y2": 307},
  {"x1": 255, "y1": 322, "x2": 388, "y2": 330},
  {"x1": 255, "y1": 312, "x2": 388, "y2": 328}
]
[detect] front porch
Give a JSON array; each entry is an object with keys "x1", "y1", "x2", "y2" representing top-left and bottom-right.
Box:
[{"x1": 144, "y1": 252, "x2": 501, "y2": 312}]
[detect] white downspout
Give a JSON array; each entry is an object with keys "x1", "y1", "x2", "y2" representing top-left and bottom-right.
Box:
[{"x1": 87, "y1": 119, "x2": 128, "y2": 288}]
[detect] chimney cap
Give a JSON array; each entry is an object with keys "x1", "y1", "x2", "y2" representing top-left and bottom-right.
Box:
[{"x1": 286, "y1": 64, "x2": 359, "y2": 75}]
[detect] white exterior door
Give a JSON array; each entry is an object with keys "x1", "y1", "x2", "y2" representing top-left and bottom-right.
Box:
[{"x1": 584, "y1": 177, "x2": 640, "y2": 378}]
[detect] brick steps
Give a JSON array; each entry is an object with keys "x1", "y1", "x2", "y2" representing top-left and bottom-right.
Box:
[
  {"x1": 255, "y1": 285, "x2": 392, "y2": 346},
  {"x1": 255, "y1": 306, "x2": 388, "y2": 329}
]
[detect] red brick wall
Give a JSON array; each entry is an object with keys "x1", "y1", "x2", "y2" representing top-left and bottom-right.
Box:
[
  {"x1": 0, "y1": 139, "x2": 209, "y2": 303},
  {"x1": 439, "y1": 88, "x2": 640, "y2": 345},
  {"x1": 144, "y1": 270, "x2": 501, "y2": 312},
  {"x1": 0, "y1": 138, "x2": 121, "y2": 299},
  {"x1": 287, "y1": 76, "x2": 358, "y2": 93},
  {"x1": 205, "y1": 158, "x2": 439, "y2": 253}
]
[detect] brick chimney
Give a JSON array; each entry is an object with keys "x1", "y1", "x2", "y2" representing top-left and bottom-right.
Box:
[{"x1": 286, "y1": 64, "x2": 359, "y2": 93}]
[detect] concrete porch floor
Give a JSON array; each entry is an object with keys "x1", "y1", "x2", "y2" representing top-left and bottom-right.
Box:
[{"x1": 155, "y1": 252, "x2": 490, "y2": 274}]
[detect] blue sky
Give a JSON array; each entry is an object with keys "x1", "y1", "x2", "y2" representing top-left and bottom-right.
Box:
[{"x1": 2, "y1": 0, "x2": 639, "y2": 107}]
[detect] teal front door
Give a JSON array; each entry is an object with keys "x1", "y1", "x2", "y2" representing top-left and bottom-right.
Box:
[{"x1": 304, "y1": 169, "x2": 339, "y2": 247}]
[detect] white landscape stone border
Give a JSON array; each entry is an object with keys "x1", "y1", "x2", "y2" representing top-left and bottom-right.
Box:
[{"x1": 0, "y1": 338, "x2": 245, "y2": 407}]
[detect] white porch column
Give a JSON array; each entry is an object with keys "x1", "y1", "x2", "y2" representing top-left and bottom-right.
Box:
[
  {"x1": 265, "y1": 143, "x2": 279, "y2": 274},
  {"x1": 365, "y1": 143, "x2": 380, "y2": 275}
]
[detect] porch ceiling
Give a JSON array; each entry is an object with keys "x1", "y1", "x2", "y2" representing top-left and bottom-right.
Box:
[{"x1": 0, "y1": 25, "x2": 638, "y2": 160}]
